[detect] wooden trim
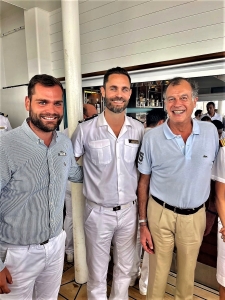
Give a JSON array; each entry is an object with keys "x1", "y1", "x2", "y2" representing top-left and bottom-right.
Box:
[{"x1": 58, "y1": 52, "x2": 225, "y2": 82}]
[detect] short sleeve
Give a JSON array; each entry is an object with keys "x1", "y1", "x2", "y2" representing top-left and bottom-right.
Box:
[
  {"x1": 71, "y1": 124, "x2": 85, "y2": 158},
  {"x1": 211, "y1": 147, "x2": 225, "y2": 183},
  {"x1": 138, "y1": 134, "x2": 152, "y2": 175}
]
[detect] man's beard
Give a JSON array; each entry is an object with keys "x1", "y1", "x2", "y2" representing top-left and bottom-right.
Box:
[
  {"x1": 105, "y1": 97, "x2": 129, "y2": 113},
  {"x1": 29, "y1": 110, "x2": 63, "y2": 132}
]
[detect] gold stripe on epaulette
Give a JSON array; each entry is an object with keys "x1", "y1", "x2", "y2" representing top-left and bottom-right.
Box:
[{"x1": 219, "y1": 138, "x2": 225, "y2": 147}]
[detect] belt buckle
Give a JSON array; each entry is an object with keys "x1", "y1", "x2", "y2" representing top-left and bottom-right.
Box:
[
  {"x1": 113, "y1": 206, "x2": 121, "y2": 211},
  {"x1": 40, "y1": 239, "x2": 49, "y2": 246},
  {"x1": 174, "y1": 207, "x2": 177, "y2": 213}
]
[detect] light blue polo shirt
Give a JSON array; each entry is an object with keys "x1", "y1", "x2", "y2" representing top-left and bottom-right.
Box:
[{"x1": 138, "y1": 119, "x2": 219, "y2": 208}]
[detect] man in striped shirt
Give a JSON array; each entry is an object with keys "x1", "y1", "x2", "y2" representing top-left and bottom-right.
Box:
[{"x1": 0, "y1": 74, "x2": 83, "y2": 299}]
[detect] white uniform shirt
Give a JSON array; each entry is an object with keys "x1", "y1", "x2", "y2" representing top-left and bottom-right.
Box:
[
  {"x1": 72, "y1": 112, "x2": 144, "y2": 207},
  {"x1": 0, "y1": 115, "x2": 12, "y2": 133},
  {"x1": 202, "y1": 112, "x2": 223, "y2": 122},
  {"x1": 211, "y1": 145, "x2": 225, "y2": 183}
]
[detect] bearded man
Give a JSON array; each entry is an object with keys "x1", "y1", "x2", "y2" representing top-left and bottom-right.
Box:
[
  {"x1": 0, "y1": 74, "x2": 83, "y2": 299},
  {"x1": 72, "y1": 67, "x2": 144, "y2": 300}
]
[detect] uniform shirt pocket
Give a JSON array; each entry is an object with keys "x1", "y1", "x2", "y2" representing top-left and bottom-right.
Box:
[
  {"x1": 88, "y1": 139, "x2": 112, "y2": 165},
  {"x1": 124, "y1": 139, "x2": 140, "y2": 163}
]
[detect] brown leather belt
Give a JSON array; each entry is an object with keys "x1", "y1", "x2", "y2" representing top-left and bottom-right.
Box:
[{"x1": 152, "y1": 195, "x2": 204, "y2": 215}]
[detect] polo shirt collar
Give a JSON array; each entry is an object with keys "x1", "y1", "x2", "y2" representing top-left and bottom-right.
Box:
[{"x1": 163, "y1": 118, "x2": 200, "y2": 140}]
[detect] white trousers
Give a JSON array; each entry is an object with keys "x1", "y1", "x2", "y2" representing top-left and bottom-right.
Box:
[
  {"x1": 130, "y1": 225, "x2": 142, "y2": 280},
  {"x1": 130, "y1": 225, "x2": 149, "y2": 291},
  {"x1": 0, "y1": 231, "x2": 66, "y2": 300},
  {"x1": 139, "y1": 251, "x2": 149, "y2": 291},
  {"x1": 84, "y1": 200, "x2": 138, "y2": 300},
  {"x1": 64, "y1": 193, "x2": 74, "y2": 255}
]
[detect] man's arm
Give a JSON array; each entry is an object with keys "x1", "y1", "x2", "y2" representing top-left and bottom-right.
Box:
[
  {"x1": 68, "y1": 156, "x2": 83, "y2": 183},
  {"x1": 138, "y1": 173, "x2": 154, "y2": 254},
  {"x1": 215, "y1": 181, "x2": 225, "y2": 241}
]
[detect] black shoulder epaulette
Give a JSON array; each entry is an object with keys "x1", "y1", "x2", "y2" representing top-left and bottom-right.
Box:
[
  {"x1": 129, "y1": 116, "x2": 144, "y2": 124},
  {"x1": 0, "y1": 112, "x2": 8, "y2": 117},
  {"x1": 78, "y1": 114, "x2": 98, "y2": 124},
  {"x1": 219, "y1": 138, "x2": 225, "y2": 147}
]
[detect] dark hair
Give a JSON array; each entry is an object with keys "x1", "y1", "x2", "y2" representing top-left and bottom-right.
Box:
[
  {"x1": 206, "y1": 101, "x2": 215, "y2": 109},
  {"x1": 28, "y1": 74, "x2": 63, "y2": 100},
  {"x1": 163, "y1": 77, "x2": 198, "y2": 99},
  {"x1": 194, "y1": 109, "x2": 202, "y2": 117},
  {"x1": 103, "y1": 67, "x2": 131, "y2": 87},
  {"x1": 212, "y1": 120, "x2": 223, "y2": 130},
  {"x1": 201, "y1": 116, "x2": 211, "y2": 122},
  {"x1": 146, "y1": 109, "x2": 167, "y2": 127}
]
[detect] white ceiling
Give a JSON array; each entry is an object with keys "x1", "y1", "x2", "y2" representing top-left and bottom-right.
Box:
[{"x1": 1, "y1": 0, "x2": 61, "y2": 17}]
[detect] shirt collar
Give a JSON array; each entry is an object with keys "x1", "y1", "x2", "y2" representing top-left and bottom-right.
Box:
[
  {"x1": 97, "y1": 111, "x2": 132, "y2": 127},
  {"x1": 22, "y1": 118, "x2": 58, "y2": 144},
  {"x1": 163, "y1": 118, "x2": 200, "y2": 140}
]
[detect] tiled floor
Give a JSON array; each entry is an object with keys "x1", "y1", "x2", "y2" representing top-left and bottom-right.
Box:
[{"x1": 58, "y1": 259, "x2": 219, "y2": 300}]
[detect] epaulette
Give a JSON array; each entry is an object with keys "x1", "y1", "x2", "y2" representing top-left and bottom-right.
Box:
[
  {"x1": 78, "y1": 114, "x2": 98, "y2": 124},
  {"x1": 0, "y1": 112, "x2": 8, "y2": 117},
  {"x1": 219, "y1": 138, "x2": 225, "y2": 147},
  {"x1": 129, "y1": 116, "x2": 144, "y2": 124}
]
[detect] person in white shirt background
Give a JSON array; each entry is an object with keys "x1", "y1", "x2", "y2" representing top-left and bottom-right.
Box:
[
  {"x1": 202, "y1": 101, "x2": 223, "y2": 122},
  {"x1": 193, "y1": 109, "x2": 203, "y2": 120},
  {"x1": 212, "y1": 120, "x2": 225, "y2": 140},
  {"x1": 0, "y1": 114, "x2": 12, "y2": 134}
]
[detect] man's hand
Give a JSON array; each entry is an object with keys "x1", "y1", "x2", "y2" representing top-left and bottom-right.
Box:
[
  {"x1": 0, "y1": 267, "x2": 12, "y2": 294},
  {"x1": 140, "y1": 225, "x2": 154, "y2": 254},
  {"x1": 219, "y1": 227, "x2": 225, "y2": 242}
]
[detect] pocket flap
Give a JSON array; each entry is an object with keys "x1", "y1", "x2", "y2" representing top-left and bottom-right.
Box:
[{"x1": 89, "y1": 139, "x2": 110, "y2": 149}]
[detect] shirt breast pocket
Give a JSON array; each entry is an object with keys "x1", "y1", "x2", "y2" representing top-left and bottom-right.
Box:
[
  {"x1": 88, "y1": 139, "x2": 112, "y2": 166},
  {"x1": 124, "y1": 139, "x2": 139, "y2": 163}
]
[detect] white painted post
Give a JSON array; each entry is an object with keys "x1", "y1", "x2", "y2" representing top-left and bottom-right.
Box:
[{"x1": 61, "y1": 0, "x2": 88, "y2": 284}]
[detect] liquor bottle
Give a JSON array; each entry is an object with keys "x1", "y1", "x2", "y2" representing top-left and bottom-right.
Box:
[
  {"x1": 95, "y1": 99, "x2": 101, "y2": 114},
  {"x1": 155, "y1": 94, "x2": 159, "y2": 107},
  {"x1": 150, "y1": 95, "x2": 155, "y2": 107}
]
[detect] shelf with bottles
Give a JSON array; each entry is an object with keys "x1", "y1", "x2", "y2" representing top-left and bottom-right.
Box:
[{"x1": 135, "y1": 81, "x2": 164, "y2": 108}]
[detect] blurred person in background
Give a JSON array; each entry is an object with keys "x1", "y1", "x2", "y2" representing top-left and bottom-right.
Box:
[
  {"x1": 194, "y1": 109, "x2": 202, "y2": 120},
  {"x1": 202, "y1": 101, "x2": 222, "y2": 122},
  {"x1": 0, "y1": 113, "x2": 12, "y2": 134},
  {"x1": 212, "y1": 120, "x2": 225, "y2": 140}
]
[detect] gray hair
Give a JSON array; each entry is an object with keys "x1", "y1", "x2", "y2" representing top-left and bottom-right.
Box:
[{"x1": 163, "y1": 77, "x2": 198, "y2": 100}]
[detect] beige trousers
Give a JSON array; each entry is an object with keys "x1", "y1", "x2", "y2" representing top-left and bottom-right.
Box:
[{"x1": 147, "y1": 197, "x2": 206, "y2": 300}]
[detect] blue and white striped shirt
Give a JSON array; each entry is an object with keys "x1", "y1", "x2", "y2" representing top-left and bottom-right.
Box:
[{"x1": 0, "y1": 119, "x2": 83, "y2": 271}]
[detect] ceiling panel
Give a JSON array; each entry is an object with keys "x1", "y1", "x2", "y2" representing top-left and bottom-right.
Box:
[{"x1": 1, "y1": 0, "x2": 61, "y2": 14}]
